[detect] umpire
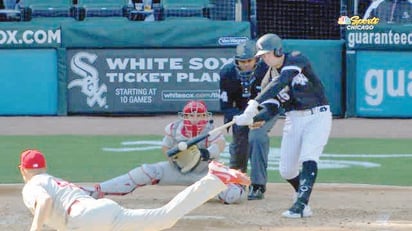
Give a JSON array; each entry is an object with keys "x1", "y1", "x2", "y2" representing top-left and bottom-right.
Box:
[{"x1": 219, "y1": 40, "x2": 278, "y2": 200}]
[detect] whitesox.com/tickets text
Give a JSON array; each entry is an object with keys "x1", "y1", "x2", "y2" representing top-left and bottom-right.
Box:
[{"x1": 0, "y1": 29, "x2": 61, "y2": 45}]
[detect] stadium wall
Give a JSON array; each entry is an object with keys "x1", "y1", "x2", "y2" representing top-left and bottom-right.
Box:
[
  {"x1": 345, "y1": 24, "x2": 412, "y2": 118},
  {"x1": 1, "y1": 18, "x2": 344, "y2": 117}
]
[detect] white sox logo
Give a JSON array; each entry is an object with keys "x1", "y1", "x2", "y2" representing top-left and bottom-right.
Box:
[
  {"x1": 68, "y1": 52, "x2": 108, "y2": 108},
  {"x1": 291, "y1": 73, "x2": 309, "y2": 87}
]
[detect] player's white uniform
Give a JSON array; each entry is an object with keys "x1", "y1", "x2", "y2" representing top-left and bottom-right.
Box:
[
  {"x1": 94, "y1": 120, "x2": 244, "y2": 204},
  {"x1": 96, "y1": 120, "x2": 224, "y2": 194},
  {"x1": 22, "y1": 173, "x2": 226, "y2": 231},
  {"x1": 244, "y1": 49, "x2": 332, "y2": 216},
  {"x1": 279, "y1": 106, "x2": 332, "y2": 178},
  {"x1": 160, "y1": 120, "x2": 223, "y2": 183},
  {"x1": 97, "y1": 119, "x2": 225, "y2": 192}
]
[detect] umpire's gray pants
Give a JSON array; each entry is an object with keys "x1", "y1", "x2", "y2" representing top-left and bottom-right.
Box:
[{"x1": 249, "y1": 116, "x2": 278, "y2": 185}]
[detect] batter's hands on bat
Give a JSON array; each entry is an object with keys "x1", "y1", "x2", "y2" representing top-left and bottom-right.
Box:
[
  {"x1": 233, "y1": 114, "x2": 253, "y2": 126},
  {"x1": 234, "y1": 100, "x2": 260, "y2": 126}
]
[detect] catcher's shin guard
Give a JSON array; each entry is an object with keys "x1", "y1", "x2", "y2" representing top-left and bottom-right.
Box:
[{"x1": 98, "y1": 164, "x2": 161, "y2": 196}]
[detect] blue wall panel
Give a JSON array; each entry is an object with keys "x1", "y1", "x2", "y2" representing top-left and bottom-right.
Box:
[
  {"x1": 0, "y1": 49, "x2": 58, "y2": 115},
  {"x1": 356, "y1": 51, "x2": 412, "y2": 117}
]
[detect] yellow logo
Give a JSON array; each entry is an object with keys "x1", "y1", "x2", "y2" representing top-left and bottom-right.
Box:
[{"x1": 338, "y1": 16, "x2": 379, "y2": 30}]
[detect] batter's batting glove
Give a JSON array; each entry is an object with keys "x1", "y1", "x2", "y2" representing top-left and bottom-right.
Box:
[
  {"x1": 234, "y1": 100, "x2": 259, "y2": 126},
  {"x1": 234, "y1": 114, "x2": 253, "y2": 126},
  {"x1": 199, "y1": 148, "x2": 210, "y2": 161}
]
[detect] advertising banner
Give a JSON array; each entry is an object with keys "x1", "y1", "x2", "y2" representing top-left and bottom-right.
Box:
[
  {"x1": 67, "y1": 48, "x2": 234, "y2": 114},
  {"x1": 0, "y1": 20, "x2": 62, "y2": 48},
  {"x1": 356, "y1": 51, "x2": 412, "y2": 117},
  {"x1": 345, "y1": 24, "x2": 412, "y2": 50}
]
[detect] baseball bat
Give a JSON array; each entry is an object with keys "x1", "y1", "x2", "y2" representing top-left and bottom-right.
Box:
[
  {"x1": 254, "y1": 76, "x2": 277, "y2": 102},
  {"x1": 167, "y1": 120, "x2": 235, "y2": 157}
]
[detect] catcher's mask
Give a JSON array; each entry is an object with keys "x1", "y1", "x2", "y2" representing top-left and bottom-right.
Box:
[
  {"x1": 179, "y1": 100, "x2": 212, "y2": 138},
  {"x1": 235, "y1": 40, "x2": 258, "y2": 98}
]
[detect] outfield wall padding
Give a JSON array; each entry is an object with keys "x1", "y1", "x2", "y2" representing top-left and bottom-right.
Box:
[{"x1": 0, "y1": 18, "x2": 346, "y2": 116}]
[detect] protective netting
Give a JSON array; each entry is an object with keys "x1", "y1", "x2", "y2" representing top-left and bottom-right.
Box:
[
  {"x1": 4, "y1": 0, "x2": 346, "y2": 40},
  {"x1": 8, "y1": 0, "x2": 244, "y2": 21},
  {"x1": 255, "y1": 0, "x2": 342, "y2": 39}
]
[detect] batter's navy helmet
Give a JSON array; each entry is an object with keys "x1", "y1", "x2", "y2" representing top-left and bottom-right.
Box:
[
  {"x1": 255, "y1": 33, "x2": 283, "y2": 57},
  {"x1": 235, "y1": 40, "x2": 257, "y2": 61}
]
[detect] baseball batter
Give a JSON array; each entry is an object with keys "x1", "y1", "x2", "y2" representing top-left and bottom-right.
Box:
[
  {"x1": 87, "y1": 101, "x2": 245, "y2": 204},
  {"x1": 19, "y1": 149, "x2": 250, "y2": 231},
  {"x1": 219, "y1": 40, "x2": 278, "y2": 200},
  {"x1": 234, "y1": 33, "x2": 332, "y2": 218}
]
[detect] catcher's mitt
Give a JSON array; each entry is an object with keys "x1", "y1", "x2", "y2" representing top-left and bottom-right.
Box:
[{"x1": 172, "y1": 145, "x2": 201, "y2": 173}]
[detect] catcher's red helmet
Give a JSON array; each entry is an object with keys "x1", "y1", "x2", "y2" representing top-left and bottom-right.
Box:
[{"x1": 179, "y1": 101, "x2": 212, "y2": 137}]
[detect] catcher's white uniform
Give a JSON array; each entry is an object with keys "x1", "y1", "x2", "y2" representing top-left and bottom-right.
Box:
[
  {"x1": 22, "y1": 172, "x2": 227, "y2": 231},
  {"x1": 93, "y1": 119, "x2": 244, "y2": 204},
  {"x1": 96, "y1": 119, "x2": 223, "y2": 190}
]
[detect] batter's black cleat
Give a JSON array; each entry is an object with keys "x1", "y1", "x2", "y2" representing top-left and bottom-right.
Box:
[
  {"x1": 282, "y1": 201, "x2": 313, "y2": 218},
  {"x1": 247, "y1": 184, "x2": 265, "y2": 200}
]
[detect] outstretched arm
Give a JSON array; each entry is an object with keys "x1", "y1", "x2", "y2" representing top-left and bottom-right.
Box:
[{"x1": 30, "y1": 192, "x2": 52, "y2": 231}]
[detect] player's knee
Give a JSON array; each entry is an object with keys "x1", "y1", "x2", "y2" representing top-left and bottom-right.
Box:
[
  {"x1": 248, "y1": 131, "x2": 269, "y2": 145},
  {"x1": 129, "y1": 164, "x2": 162, "y2": 185},
  {"x1": 279, "y1": 168, "x2": 299, "y2": 180},
  {"x1": 142, "y1": 164, "x2": 163, "y2": 183},
  {"x1": 217, "y1": 183, "x2": 246, "y2": 204}
]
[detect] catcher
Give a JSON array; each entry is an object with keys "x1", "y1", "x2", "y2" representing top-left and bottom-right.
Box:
[{"x1": 86, "y1": 100, "x2": 246, "y2": 204}]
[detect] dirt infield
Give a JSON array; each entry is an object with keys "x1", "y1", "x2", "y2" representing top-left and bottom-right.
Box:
[{"x1": 1, "y1": 116, "x2": 412, "y2": 230}]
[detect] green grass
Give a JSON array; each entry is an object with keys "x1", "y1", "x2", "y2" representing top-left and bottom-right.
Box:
[
  {"x1": 319, "y1": 138, "x2": 412, "y2": 186},
  {"x1": 1, "y1": 135, "x2": 411, "y2": 186}
]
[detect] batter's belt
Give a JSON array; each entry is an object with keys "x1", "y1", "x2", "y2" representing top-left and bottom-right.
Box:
[{"x1": 285, "y1": 105, "x2": 330, "y2": 117}]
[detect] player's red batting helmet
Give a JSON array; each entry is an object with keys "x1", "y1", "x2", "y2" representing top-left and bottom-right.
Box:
[
  {"x1": 179, "y1": 101, "x2": 212, "y2": 137},
  {"x1": 255, "y1": 33, "x2": 283, "y2": 57}
]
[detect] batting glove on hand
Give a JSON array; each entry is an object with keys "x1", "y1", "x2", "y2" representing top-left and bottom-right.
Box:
[
  {"x1": 234, "y1": 100, "x2": 259, "y2": 126},
  {"x1": 234, "y1": 114, "x2": 254, "y2": 126}
]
